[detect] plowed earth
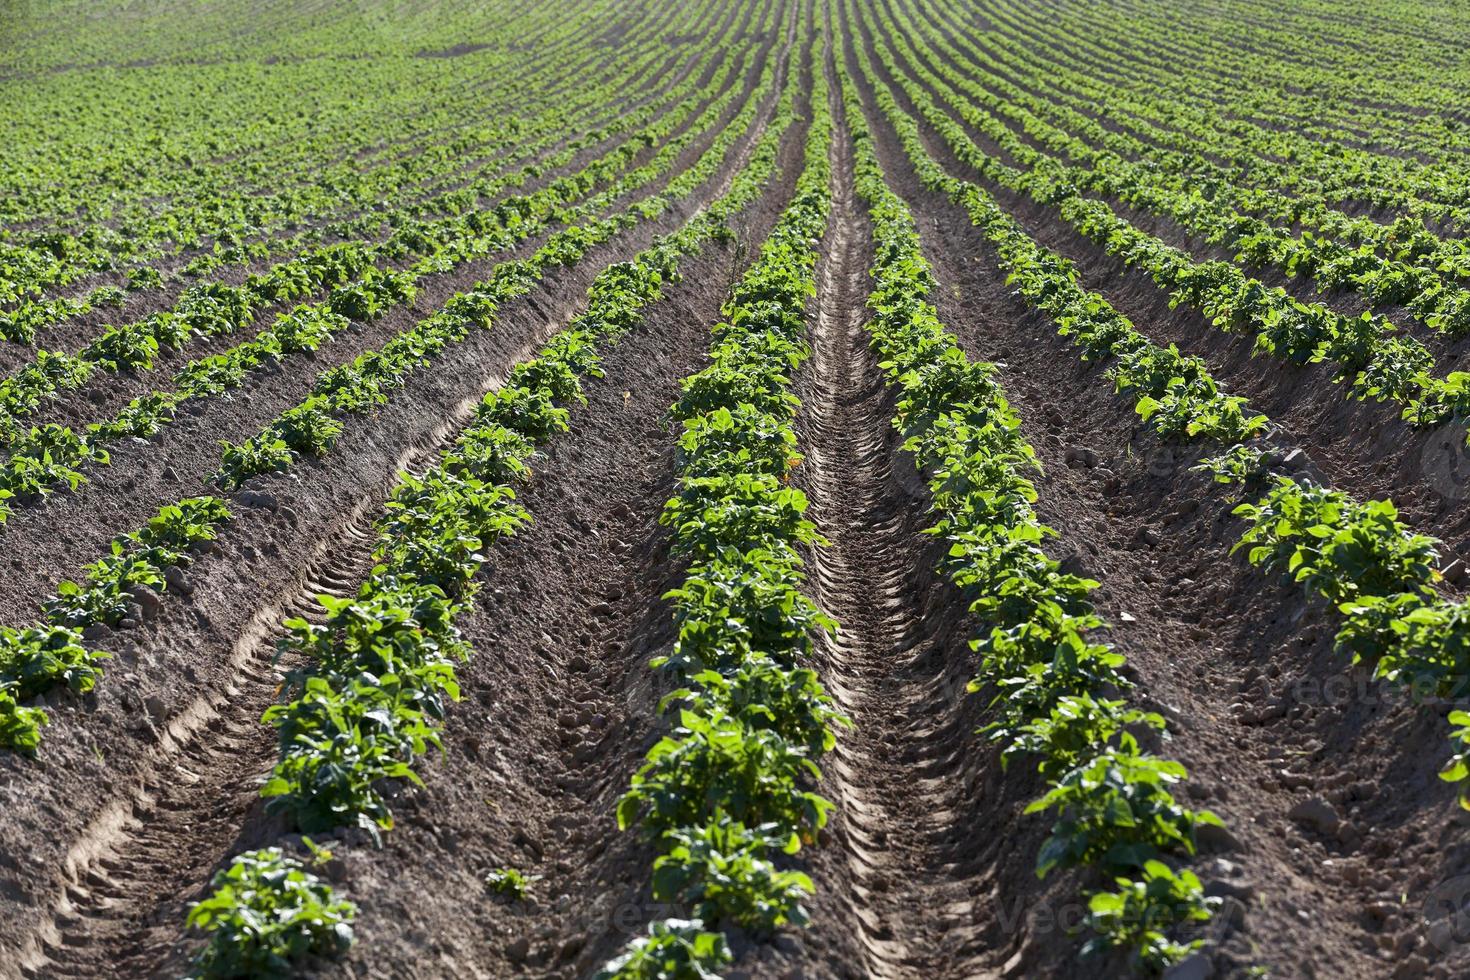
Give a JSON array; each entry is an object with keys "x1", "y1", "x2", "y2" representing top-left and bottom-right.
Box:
[{"x1": 4, "y1": 3, "x2": 1470, "y2": 980}]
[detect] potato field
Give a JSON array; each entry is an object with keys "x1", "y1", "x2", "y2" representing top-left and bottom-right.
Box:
[{"x1": 3, "y1": 0, "x2": 1470, "y2": 977}]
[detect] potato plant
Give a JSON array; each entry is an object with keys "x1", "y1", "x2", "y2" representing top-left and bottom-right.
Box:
[{"x1": 185, "y1": 846, "x2": 356, "y2": 980}]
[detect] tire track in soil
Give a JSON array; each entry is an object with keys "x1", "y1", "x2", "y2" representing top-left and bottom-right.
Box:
[
  {"x1": 796, "y1": 100, "x2": 992, "y2": 980},
  {"x1": 11, "y1": 40, "x2": 800, "y2": 977},
  {"x1": 26, "y1": 509, "x2": 382, "y2": 980}
]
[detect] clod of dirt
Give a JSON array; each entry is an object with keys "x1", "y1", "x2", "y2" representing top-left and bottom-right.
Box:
[
  {"x1": 1288, "y1": 795, "x2": 1342, "y2": 835},
  {"x1": 143, "y1": 696, "x2": 168, "y2": 723},
  {"x1": 127, "y1": 584, "x2": 163, "y2": 619},
  {"x1": 236, "y1": 489, "x2": 278, "y2": 510},
  {"x1": 1196, "y1": 821, "x2": 1244, "y2": 853},
  {"x1": 163, "y1": 566, "x2": 193, "y2": 596},
  {"x1": 1064, "y1": 444, "x2": 1101, "y2": 467}
]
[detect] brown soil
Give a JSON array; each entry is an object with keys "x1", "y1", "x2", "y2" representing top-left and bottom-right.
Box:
[
  {"x1": 771, "y1": 92, "x2": 1001, "y2": 980},
  {"x1": 833, "y1": 3, "x2": 1470, "y2": 977},
  {"x1": 0, "y1": 18, "x2": 800, "y2": 976},
  {"x1": 6, "y1": 2, "x2": 1470, "y2": 980}
]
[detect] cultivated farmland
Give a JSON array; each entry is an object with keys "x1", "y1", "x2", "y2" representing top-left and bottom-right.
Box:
[{"x1": 2, "y1": 1, "x2": 1469, "y2": 977}]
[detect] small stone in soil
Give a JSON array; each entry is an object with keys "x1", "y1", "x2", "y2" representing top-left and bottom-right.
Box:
[
  {"x1": 1162, "y1": 952, "x2": 1215, "y2": 980},
  {"x1": 1204, "y1": 876, "x2": 1256, "y2": 903},
  {"x1": 1278, "y1": 769, "x2": 1313, "y2": 790},
  {"x1": 512, "y1": 829, "x2": 543, "y2": 860}
]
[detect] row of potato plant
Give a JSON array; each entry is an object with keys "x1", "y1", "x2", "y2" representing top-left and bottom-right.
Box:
[
  {"x1": 881, "y1": 0, "x2": 1470, "y2": 831},
  {"x1": 0, "y1": 0, "x2": 666, "y2": 313},
  {"x1": 911, "y1": 0, "x2": 1470, "y2": 263},
  {"x1": 257, "y1": 0, "x2": 801, "y2": 842},
  {"x1": 0, "y1": 0, "x2": 735, "y2": 342},
  {"x1": 1200, "y1": 452, "x2": 1470, "y2": 808},
  {"x1": 952, "y1": 0, "x2": 1470, "y2": 223},
  {"x1": 599, "y1": 34, "x2": 837, "y2": 978},
  {"x1": 874, "y1": 0, "x2": 1470, "y2": 335},
  {"x1": 0, "y1": 0, "x2": 756, "y2": 393},
  {"x1": 858, "y1": 1, "x2": 1470, "y2": 824},
  {"x1": 0, "y1": 496, "x2": 231, "y2": 751},
  {"x1": 863, "y1": 0, "x2": 1470, "y2": 893},
  {"x1": 209, "y1": 38, "x2": 794, "y2": 494},
  {"x1": 0, "y1": 2, "x2": 782, "y2": 749},
  {"x1": 0, "y1": 93, "x2": 557, "y2": 346},
  {"x1": 838, "y1": 52, "x2": 1224, "y2": 973},
  {"x1": 0, "y1": 49, "x2": 684, "y2": 387},
  {"x1": 0, "y1": 38, "x2": 760, "y2": 445},
  {"x1": 847, "y1": 8, "x2": 1266, "y2": 446}
]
